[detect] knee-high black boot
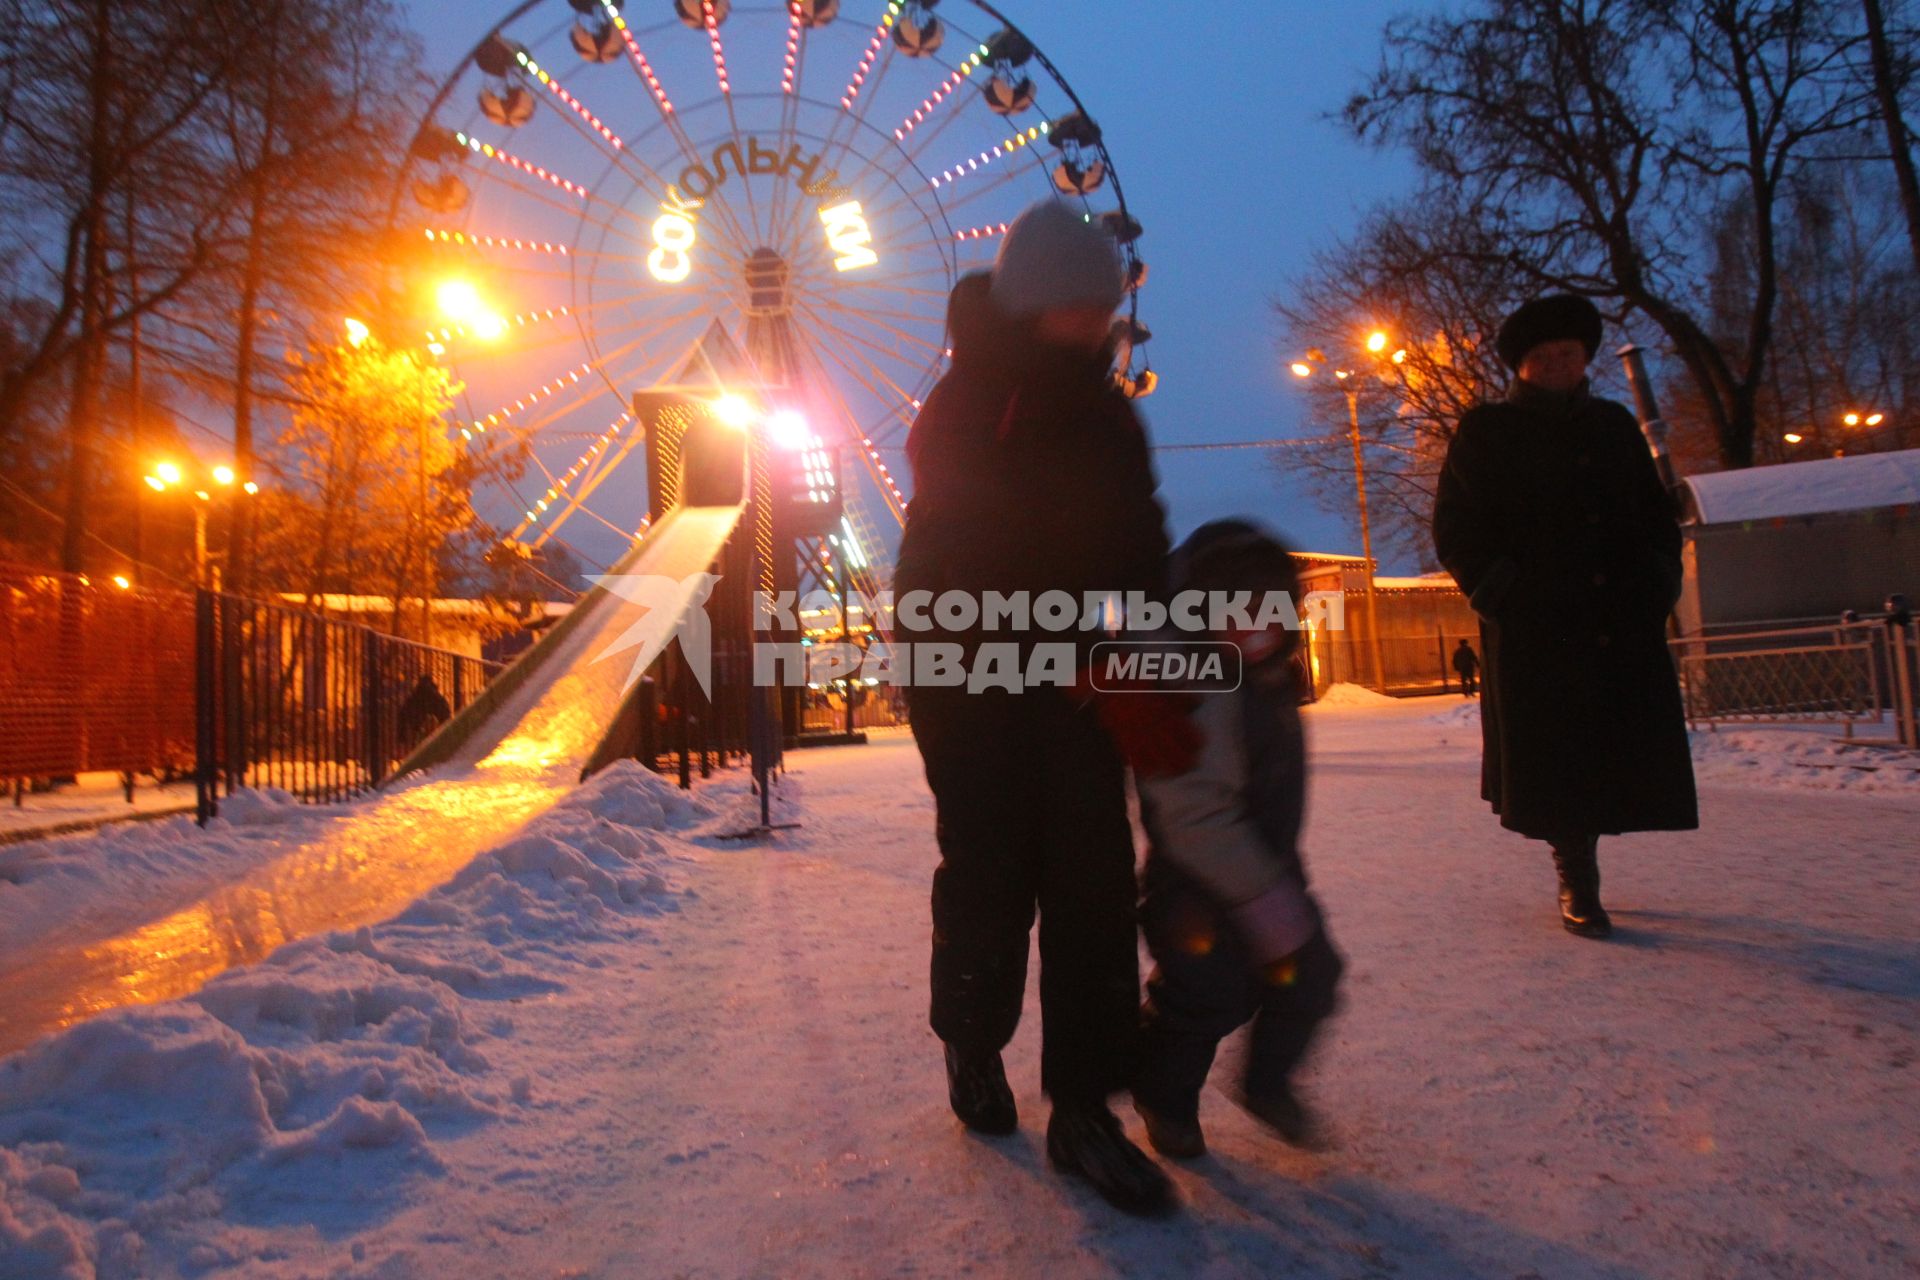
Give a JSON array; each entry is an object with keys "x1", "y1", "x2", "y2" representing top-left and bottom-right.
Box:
[{"x1": 1550, "y1": 835, "x2": 1611, "y2": 939}]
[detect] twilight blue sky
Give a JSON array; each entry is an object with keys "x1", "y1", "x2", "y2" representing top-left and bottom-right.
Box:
[{"x1": 400, "y1": 0, "x2": 1423, "y2": 565}]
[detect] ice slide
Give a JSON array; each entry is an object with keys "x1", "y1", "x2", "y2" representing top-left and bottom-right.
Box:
[{"x1": 0, "y1": 505, "x2": 743, "y2": 1055}]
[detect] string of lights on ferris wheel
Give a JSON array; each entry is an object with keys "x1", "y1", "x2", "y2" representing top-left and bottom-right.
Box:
[
  {"x1": 458, "y1": 360, "x2": 593, "y2": 439},
  {"x1": 507, "y1": 410, "x2": 637, "y2": 539},
  {"x1": 780, "y1": 1, "x2": 804, "y2": 94},
  {"x1": 422, "y1": 227, "x2": 570, "y2": 256},
  {"x1": 596, "y1": 0, "x2": 674, "y2": 113},
  {"x1": 840, "y1": 4, "x2": 902, "y2": 108},
  {"x1": 513, "y1": 49, "x2": 622, "y2": 150}
]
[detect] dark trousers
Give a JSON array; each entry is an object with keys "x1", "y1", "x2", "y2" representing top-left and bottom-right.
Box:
[
  {"x1": 1134, "y1": 882, "x2": 1345, "y2": 1123},
  {"x1": 1458, "y1": 669, "x2": 1478, "y2": 695},
  {"x1": 910, "y1": 685, "x2": 1140, "y2": 1103}
]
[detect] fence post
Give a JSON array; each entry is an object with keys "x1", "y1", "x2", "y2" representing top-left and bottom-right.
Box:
[
  {"x1": 363, "y1": 636, "x2": 386, "y2": 788},
  {"x1": 195, "y1": 588, "x2": 218, "y2": 825},
  {"x1": 1887, "y1": 594, "x2": 1917, "y2": 749}
]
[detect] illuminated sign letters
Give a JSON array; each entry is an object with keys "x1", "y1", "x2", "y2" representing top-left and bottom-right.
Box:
[{"x1": 819, "y1": 201, "x2": 879, "y2": 273}]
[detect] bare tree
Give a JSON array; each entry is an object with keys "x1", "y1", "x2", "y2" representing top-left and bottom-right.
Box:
[
  {"x1": 1347, "y1": 0, "x2": 1876, "y2": 469},
  {"x1": 1860, "y1": 0, "x2": 1920, "y2": 272}
]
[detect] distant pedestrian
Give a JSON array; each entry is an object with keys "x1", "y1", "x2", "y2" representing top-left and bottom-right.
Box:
[
  {"x1": 398, "y1": 673, "x2": 452, "y2": 744},
  {"x1": 898, "y1": 199, "x2": 1184, "y2": 1215},
  {"x1": 1452, "y1": 639, "x2": 1480, "y2": 696},
  {"x1": 1132, "y1": 521, "x2": 1345, "y2": 1160},
  {"x1": 1432, "y1": 295, "x2": 1697, "y2": 939}
]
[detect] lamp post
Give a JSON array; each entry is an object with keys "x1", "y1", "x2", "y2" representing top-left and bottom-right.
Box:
[
  {"x1": 1290, "y1": 334, "x2": 1403, "y2": 692},
  {"x1": 143, "y1": 460, "x2": 256, "y2": 589}
]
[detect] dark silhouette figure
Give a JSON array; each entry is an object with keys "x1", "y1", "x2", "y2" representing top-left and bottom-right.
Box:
[
  {"x1": 1452, "y1": 638, "x2": 1480, "y2": 696},
  {"x1": 398, "y1": 673, "x2": 452, "y2": 744}
]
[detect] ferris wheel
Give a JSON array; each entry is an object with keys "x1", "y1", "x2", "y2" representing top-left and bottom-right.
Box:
[{"x1": 400, "y1": 0, "x2": 1149, "y2": 575}]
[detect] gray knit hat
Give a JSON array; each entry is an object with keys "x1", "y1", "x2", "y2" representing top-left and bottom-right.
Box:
[{"x1": 988, "y1": 199, "x2": 1125, "y2": 318}]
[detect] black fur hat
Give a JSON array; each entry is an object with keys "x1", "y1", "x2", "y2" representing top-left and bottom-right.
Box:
[{"x1": 1494, "y1": 294, "x2": 1603, "y2": 371}]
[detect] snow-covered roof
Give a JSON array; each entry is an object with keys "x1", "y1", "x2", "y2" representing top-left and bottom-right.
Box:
[{"x1": 1683, "y1": 450, "x2": 1920, "y2": 525}]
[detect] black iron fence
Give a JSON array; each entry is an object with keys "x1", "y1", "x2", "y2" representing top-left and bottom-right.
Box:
[{"x1": 195, "y1": 590, "x2": 502, "y2": 822}]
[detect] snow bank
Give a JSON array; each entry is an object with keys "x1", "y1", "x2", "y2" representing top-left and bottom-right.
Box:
[
  {"x1": 0, "y1": 760, "x2": 708, "y2": 1278},
  {"x1": 1314, "y1": 681, "x2": 1397, "y2": 708}
]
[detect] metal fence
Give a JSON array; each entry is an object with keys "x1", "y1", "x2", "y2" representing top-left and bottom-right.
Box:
[
  {"x1": 1, "y1": 564, "x2": 197, "y2": 798},
  {"x1": 195, "y1": 590, "x2": 502, "y2": 820},
  {"x1": 1669, "y1": 615, "x2": 1920, "y2": 745}
]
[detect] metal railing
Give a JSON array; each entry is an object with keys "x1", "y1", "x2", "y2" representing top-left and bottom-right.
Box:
[
  {"x1": 195, "y1": 590, "x2": 503, "y2": 822},
  {"x1": 1669, "y1": 613, "x2": 1920, "y2": 745}
]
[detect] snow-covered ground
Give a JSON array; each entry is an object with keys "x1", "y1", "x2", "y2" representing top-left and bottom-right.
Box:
[
  {"x1": 0, "y1": 774, "x2": 196, "y2": 842},
  {"x1": 4, "y1": 697, "x2": 1917, "y2": 1278}
]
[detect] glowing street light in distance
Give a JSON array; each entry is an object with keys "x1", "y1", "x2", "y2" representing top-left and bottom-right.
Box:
[
  {"x1": 1366, "y1": 330, "x2": 1390, "y2": 354},
  {"x1": 1290, "y1": 362, "x2": 1313, "y2": 378},
  {"x1": 1866, "y1": 413, "x2": 1885, "y2": 426},
  {"x1": 155, "y1": 461, "x2": 183, "y2": 486},
  {"x1": 437, "y1": 279, "x2": 484, "y2": 322},
  {"x1": 766, "y1": 409, "x2": 813, "y2": 450},
  {"x1": 711, "y1": 394, "x2": 757, "y2": 429},
  {"x1": 344, "y1": 317, "x2": 371, "y2": 349},
  {"x1": 212, "y1": 465, "x2": 236, "y2": 486},
  {"x1": 1784, "y1": 432, "x2": 1804, "y2": 443}
]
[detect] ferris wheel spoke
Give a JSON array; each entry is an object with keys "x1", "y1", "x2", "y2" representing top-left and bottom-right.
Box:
[
  {"x1": 796, "y1": 305, "x2": 929, "y2": 406},
  {"x1": 796, "y1": 289, "x2": 943, "y2": 350},
  {"x1": 806, "y1": 305, "x2": 945, "y2": 360},
  {"x1": 803, "y1": 338, "x2": 918, "y2": 439}
]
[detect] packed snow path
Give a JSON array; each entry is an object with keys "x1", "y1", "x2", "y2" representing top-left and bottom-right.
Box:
[
  {"x1": 0, "y1": 508, "x2": 740, "y2": 1057},
  {"x1": 3, "y1": 699, "x2": 1917, "y2": 1277}
]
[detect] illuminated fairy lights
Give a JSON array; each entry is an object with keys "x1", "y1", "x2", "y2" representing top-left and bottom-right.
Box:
[
  {"x1": 519, "y1": 412, "x2": 634, "y2": 523},
  {"x1": 954, "y1": 222, "x2": 1010, "y2": 241},
  {"x1": 841, "y1": 3, "x2": 902, "y2": 109},
  {"x1": 859, "y1": 433, "x2": 909, "y2": 510},
  {"x1": 598, "y1": 0, "x2": 674, "y2": 114},
  {"x1": 422, "y1": 228, "x2": 570, "y2": 256},
  {"x1": 894, "y1": 49, "x2": 987, "y2": 141},
  {"x1": 454, "y1": 132, "x2": 588, "y2": 199},
  {"x1": 701, "y1": 1, "x2": 731, "y2": 96},
  {"x1": 928, "y1": 122, "x2": 1051, "y2": 188},
  {"x1": 515, "y1": 49, "x2": 621, "y2": 149},
  {"x1": 428, "y1": 305, "x2": 572, "y2": 348},
  {"x1": 781, "y1": 1, "x2": 804, "y2": 94},
  {"x1": 457, "y1": 361, "x2": 592, "y2": 440}
]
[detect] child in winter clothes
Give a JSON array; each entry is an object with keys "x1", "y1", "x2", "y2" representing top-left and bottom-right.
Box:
[{"x1": 1131, "y1": 520, "x2": 1346, "y2": 1159}]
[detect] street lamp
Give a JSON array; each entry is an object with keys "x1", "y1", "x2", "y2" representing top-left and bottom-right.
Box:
[
  {"x1": 143, "y1": 460, "x2": 250, "y2": 588},
  {"x1": 1291, "y1": 334, "x2": 1406, "y2": 692}
]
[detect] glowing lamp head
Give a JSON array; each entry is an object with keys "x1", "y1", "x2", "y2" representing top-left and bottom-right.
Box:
[
  {"x1": 212, "y1": 465, "x2": 236, "y2": 486},
  {"x1": 144, "y1": 475, "x2": 166, "y2": 492},
  {"x1": 1366, "y1": 330, "x2": 1390, "y2": 354},
  {"x1": 1290, "y1": 362, "x2": 1313, "y2": 379},
  {"x1": 112, "y1": 575, "x2": 131, "y2": 590},
  {"x1": 155, "y1": 461, "x2": 183, "y2": 486},
  {"x1": 344, "y1": 318, "x2": 371, "y2": 349},
  {"x1": 472, "y1": 312, "x2": 508, "y2": 341},
  {"x1": 1866, "y1": 413, "x2": 1884, "y2": 427},
  {"x1": 712, "y1": 394, "x2": 757, "y2": 430},
  {"x1": 1843, "y1": 412, "x2": 1861, "y2": 427},
  {"x1": 1391, "y1": 349, "x2": 1408, "y2": 365},
  {"x1": 767, "y1": 409, "x2": 812, "y2": 450},
  {"x1": 436, "y1": 279, "x2": 483, "y2": 322},
  {"x1": 243, "y1": 481, "x2": 260, "y2": 495},
  {"x1": 1783, "y1": 432, "x2": 1804, "y2": 443}
]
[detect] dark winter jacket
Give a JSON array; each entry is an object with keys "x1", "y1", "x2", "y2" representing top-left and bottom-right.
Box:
[
  {"x1": 895, "y1": 273, "x2": 1168, "y2": 657},
  {"x1": 1451, "y1": 644, "x2": 1479, "y2": 676},
  {"x1": 1137, "y1": 659, "x2": 1319, "y2": 963},
  {"x1": 1432, "y1": 380, "x2": 1698, "y2": 838}
]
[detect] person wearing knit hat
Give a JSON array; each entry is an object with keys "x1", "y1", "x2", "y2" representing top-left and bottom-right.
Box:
[
  {"x1": 1431, "y1": 296, "x2": 1697, "y2": 941},
  {"x1": 989, "y1": 198, "x2": 1128, "y2": 330},
  {"x1": 896, "y1": 199, "x2": 1179, "y2": 1215}
]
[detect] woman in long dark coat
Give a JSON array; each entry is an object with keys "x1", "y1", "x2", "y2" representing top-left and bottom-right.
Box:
[{"x1": 1432, "y1": 295, "x2": 1697, "y2": 938}]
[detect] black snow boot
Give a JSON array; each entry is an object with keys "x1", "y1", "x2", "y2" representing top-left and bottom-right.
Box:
[
  {"x1": 1047, "y1": 1099, "x2": 1176, "y2": 1216},
  {"x1": 1131, "y1": 1097, "x2": 1206, "y2": 1160},
  {"x1": 944, "y1": 1044, "x2": 1017, "y2": 1135},
  {"x1": 1551, "y1": 835, "x2": 1612, "y2": 939}
]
